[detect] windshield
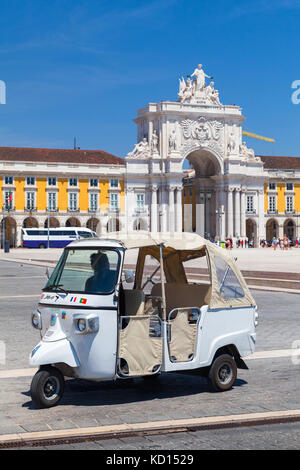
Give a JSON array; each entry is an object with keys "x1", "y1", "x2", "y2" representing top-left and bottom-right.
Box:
[{"x1": 45, "y1": 248, "x2": 121, "y2": 295}]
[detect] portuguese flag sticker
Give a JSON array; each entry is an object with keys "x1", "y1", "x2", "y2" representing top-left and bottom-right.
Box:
[{"x1": 80, "y1": 298, "x2": 87, "y2": 304}]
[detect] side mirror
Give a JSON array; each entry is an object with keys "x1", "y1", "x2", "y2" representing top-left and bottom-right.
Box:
[
  {"x1": 124, "y1": 269, "x2": 134, "y2": 284},
  {"x1": 45, "y1": 267, "x2": 50, "y2": 279}
]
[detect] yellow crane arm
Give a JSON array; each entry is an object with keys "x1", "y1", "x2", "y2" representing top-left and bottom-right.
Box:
[{"x1": 242, "y1": 131, "x2": 275, "y2": 143}]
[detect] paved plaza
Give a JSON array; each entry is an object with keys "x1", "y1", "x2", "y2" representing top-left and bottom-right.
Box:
[
  {"x1": 1, "y1": 245, "x2": 300, "y2": 272},
  {"x1": 0, "y1": 254, "x2": 299, "y2": 450}
]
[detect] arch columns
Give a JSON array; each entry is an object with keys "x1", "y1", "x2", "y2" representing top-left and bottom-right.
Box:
[
  {"x1": 175, "y1": 186, "x2": 182, "y2": 232},
  {"x1": 226, "y1": 187, "x2": 234, "y2": 238}
]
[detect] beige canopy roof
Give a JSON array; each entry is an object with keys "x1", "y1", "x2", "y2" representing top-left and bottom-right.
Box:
[
  {"x1": 103, "y1": 231, "x2": 220, "y2": 251},
  {"x1": 100, "y1": 231, "x2": 256, "y2": 310}
]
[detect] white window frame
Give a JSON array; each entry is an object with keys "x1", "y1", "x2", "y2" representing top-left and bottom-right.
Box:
[
  {"x1": 4, "y1": 191, "x2": 13, "y2": 210},
  {"x1": 268, "y1": 195, "x2": 276, "y2": 213},
  {"x1": 69, "y1": 178, "x2": 78, "y2": 187},
  {"x1": 89, "y1": 178, "x2": 98, "y2": 188},
  {"x1": 26, "y1": 191, "x2": 35, "y2": 210},
  {"x1": 26, "y1": 176, "x2": 35, "y2": 186},
  {"x1": 136, "y1": 193, "x2": 145, "y2": 213},
  {"x1": 48, "y1": 192, "x2": 57, "y2": 211},
  {"x1": 109, "y1": 192, "x2": 119, "y2": 212},
  {"x1": 89, "y1": 192, "x2": 98, "y2": 211},
  {"x1": 4, "y1": 176, "x2": 13, "y2": 185},
  {"x1": 286, "y1": 195, "x2": 294, "y2": 213},
  {"x1": 69, "y1": 192, "x2": 78, "y2": 211},
  {"x1": 110, "y1": 179, "x2": 119, "y2": 189},
  {"x1": 48, "y1": 177, "x2": 57, "y2": 186},
  {"x1": 246, "y1": 195, "x2": 254, "y2": 213}
]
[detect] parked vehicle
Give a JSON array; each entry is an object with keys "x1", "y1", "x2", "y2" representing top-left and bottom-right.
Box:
[
  {"x1": 21, "y1": 227, "x2": 97, "y2": 248},
  {"x1": 29, "y1": 232, "x2": 258, "y2": 408}
]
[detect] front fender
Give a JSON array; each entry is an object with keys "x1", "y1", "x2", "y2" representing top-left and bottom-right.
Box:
[{"x1": 29, "y1": 339, "x2": 80, "y2": 368}]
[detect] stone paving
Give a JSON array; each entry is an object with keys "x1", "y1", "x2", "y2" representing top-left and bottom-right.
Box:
[
  {"x1": 18, "y1": 422, "x2": 300, "y2": 450},
  {"x1": 1, "y1": 245, "x2": 300, "y2": 273},
  {"x1": 0, "y1": 258, "x2": 299, "y2": 450}
]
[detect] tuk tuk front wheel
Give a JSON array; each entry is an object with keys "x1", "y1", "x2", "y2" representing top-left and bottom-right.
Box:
[
  {"x1": 30, "y1": 366, "x2": 65, "y2": 408},
  {"x1": 208, "y1": 354, "x2": 237, "y2": 392}
]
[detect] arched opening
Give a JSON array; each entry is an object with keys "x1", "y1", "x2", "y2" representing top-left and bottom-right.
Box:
[
  {"x1": 0, "y1": 216, "x2": 17, "y2": 247},
  {"x1": 107, "y1": 218, "x2": 120, "y2": 232},
  {"x1": 44, "y1": 217, "x2": 60, "y2": 228},
  {"x1": 246, "y1": 219, "x2": 257, "y2": 247},
  {"x1": 23, "y1": 217, "x2": 38, "y2": 228},
  {"x1": 133, "y1": 217, "x2": 148, "y2": 231},
  {"x1": 87, "y1": 218, "x2": 100, "y2": 234},
  {"x1": 66, "y1": 217, "x2": 80, "y2": 227},
  {"x1": 266, "y1": 219, "x2": 279, "y2": 241},
  {"x1": 182, "y1": 148, "x2": 222, "y2": 238},
  {"x1": 284, "y1": 219, "x2": 295, "y2": 240}
]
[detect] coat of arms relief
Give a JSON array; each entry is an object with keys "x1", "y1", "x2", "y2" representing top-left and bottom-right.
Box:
[{"x1": 180, "y1": 117, "x2": 224, "y2": 155}]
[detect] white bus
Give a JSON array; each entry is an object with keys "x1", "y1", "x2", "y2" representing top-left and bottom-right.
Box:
[{"x1": 21, "y1": 227, "x2": 98, "y2": 248}]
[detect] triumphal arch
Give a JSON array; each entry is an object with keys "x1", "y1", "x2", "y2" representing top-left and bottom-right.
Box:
[{"x1": 125, "y1": 64, "x2": 265, "y2": 242}]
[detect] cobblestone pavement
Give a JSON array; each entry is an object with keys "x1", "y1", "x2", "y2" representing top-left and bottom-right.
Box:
[
  {"x1": 18, "y1": 422, "x2": 300, "y2": 450},
  {"x1": 0, "y1": 260, "x2": 299, "y2": 450}
]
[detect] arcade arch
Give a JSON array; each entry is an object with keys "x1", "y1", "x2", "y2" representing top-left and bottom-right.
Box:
[
  {"x1": 266, "y1": 219, "x2": 279, "y2": 241},
  {"x1": 182, "y1": 148, "x2": 222, "y2": 239}
]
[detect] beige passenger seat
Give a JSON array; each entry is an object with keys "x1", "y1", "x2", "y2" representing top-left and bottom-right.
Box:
[
  {"x1": 123, "y1": 289, "x2": 145, "y2": 316},
  {"x1": 151, "y1": 283, "x2": 210, "y2": 315}
]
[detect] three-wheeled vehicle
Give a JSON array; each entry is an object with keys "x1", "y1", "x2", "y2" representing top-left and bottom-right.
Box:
[{"x1": 29, "y1": 232, "x2": 258, "y2": 408}]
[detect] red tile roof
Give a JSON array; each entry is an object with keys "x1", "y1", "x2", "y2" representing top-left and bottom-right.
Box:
[
  {"x1": 259, "y1": 155, "x2": 300, "y2": 170},
  {"x1": 0, "y1": 146, "x2": 124, "y2": 165}
]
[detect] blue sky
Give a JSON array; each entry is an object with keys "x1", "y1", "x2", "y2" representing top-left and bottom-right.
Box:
[{"x1": 0, "y1": 0, "x2": 300, "y2": 158}]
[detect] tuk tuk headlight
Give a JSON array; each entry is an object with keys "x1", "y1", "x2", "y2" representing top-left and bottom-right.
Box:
[
  {"x1": 74, "y1": 315, "x2": 99, "y2": 334},
  {"x1": 77, "y1": 319, "x2": 86, "y2": 332},
  {"x1": 31, "y1": 310, "x2": 42, "y2": 330}
]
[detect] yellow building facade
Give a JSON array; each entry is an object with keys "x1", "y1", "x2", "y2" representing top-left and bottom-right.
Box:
[{"x1": 0, "y1": 147, "x2": 125, "y2": 246}]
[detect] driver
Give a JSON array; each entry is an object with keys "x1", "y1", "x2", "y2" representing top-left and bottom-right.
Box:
[{"x1": 85, "y1": 252, "x2": 115, "y2": 293}]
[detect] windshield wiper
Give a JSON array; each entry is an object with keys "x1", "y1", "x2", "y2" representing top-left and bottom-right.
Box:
[{"x1": 43, "y1": 284, "x2": 68, "y2": 294}]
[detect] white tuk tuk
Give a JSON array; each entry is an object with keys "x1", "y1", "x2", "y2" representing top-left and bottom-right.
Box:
[{"x1": 29, "y1": 232, "x2": 258, "y2": 408}]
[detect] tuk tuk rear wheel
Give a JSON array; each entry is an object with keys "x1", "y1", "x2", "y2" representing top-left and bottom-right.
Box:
[
  {"x1": 208, "y1": 354, "x2": 237, "y2": 392},
  {"x1": 30, "y1": 366, "x2": 64, "y2": 408}
]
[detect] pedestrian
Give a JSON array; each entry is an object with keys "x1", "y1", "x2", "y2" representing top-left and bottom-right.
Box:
[{"x1": 241, "y1": 239, "x2": 244, "y2": 248}]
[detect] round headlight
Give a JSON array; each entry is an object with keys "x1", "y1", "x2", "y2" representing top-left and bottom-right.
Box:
[
  {"x1": 31, "y1": 310, "x2": 42, "y2": 330},
  {"x1": 77, "y1": 319, "x2": 86, "y2": 332}
]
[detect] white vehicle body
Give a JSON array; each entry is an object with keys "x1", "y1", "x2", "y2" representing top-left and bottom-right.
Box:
[{"x1": 29, "y1": 232, "x2": 258, "y2": 406}]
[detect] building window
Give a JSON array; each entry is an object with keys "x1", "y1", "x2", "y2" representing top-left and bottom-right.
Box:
[
  {"x1": 110, "y1": 179, "x2": 119, "y2": 188},
  {"x1": 268, "y1": 182, "x2": 276, "y2": 190},
  {"x1": 26, "y1": 177, "x2": 35, "y2": 186},
  {"x1": 26, "y1": 192, "x2": 35, "y2": 210},
  {"x1": 48, "y1": 177, "x2": 57, "y2": 186},
  {"x1": 48, "y1": 193, "x2": 57, "y2": 211},
  {"x1": 4, "y1": 176, "x2": 13, "y2": 185},
  {"x1": 4, "y1": 191, "x2": 13, "y2": 210},
  {"x1": 189, "y1": 187, "x2": 193, "y2": 198},
  {"x1": 90, "y1": 178, "x2": 98, "y2": 187},
  {"x1": 246, "y1": 195, "x2": 254, "y2": 213},
  {"x1": 69, "y1": 178, "x2": 78, "y2": 187},
  {"x1": 286, "y1": 183, "x2": 294, "y2": 191},
  {"x1": 110, "y1": 193, "x2": 118, "y2": 211},
  {"x1": 90, "y1": 193, "x2": 98, "y2": 211},
  {"x1": 69, "y1": 192, "x2": 77, "y2": 211},
  {"x1": 286, "y1": 195, "x2": 294, "y2": 213},
  {"x1": 268, "y1": 195, "x2": 276, "y2": 212},
  {"x1": 136, "y1": 193, "x2": 144, "y2": 212}
]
